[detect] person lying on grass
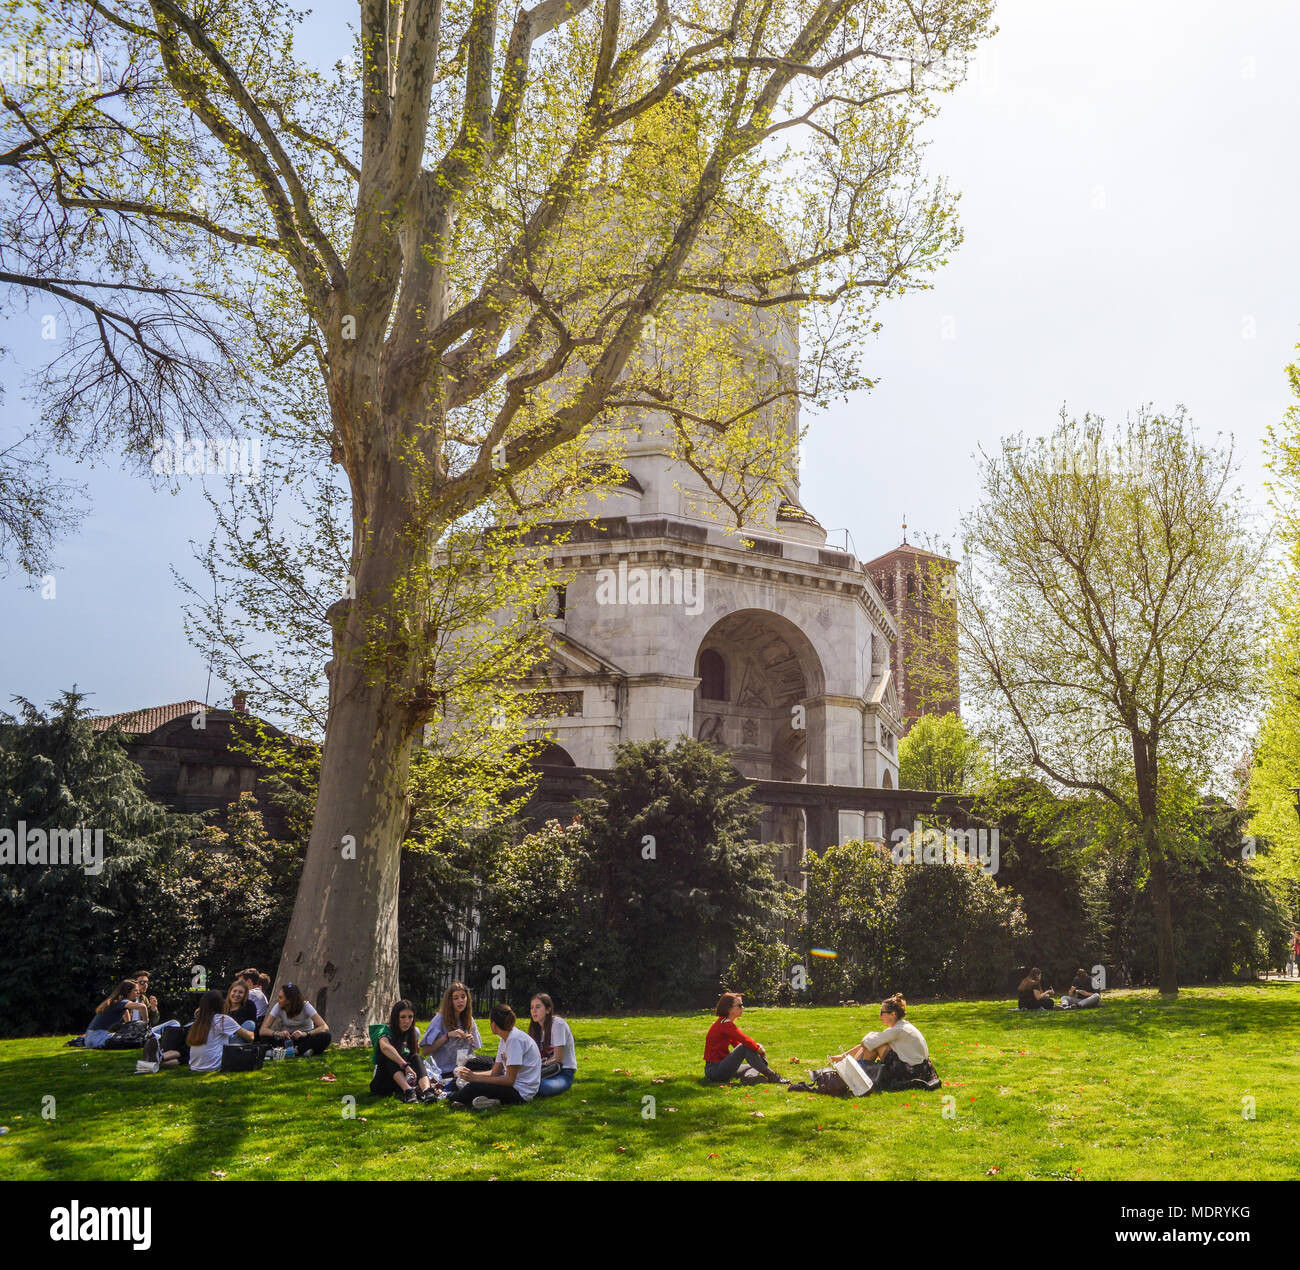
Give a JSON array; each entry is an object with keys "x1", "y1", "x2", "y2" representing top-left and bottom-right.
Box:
[
  {"x1": 703, "y1": 991, "x2": 790, "y2": 1086},
  {"x1": 446, "y1": 1003, "x2": 542, "y2": 1110},
  {"x1": 371, "y1": 999, "x2": 440, "y2": 1103},
  {"x1": 1017, "y1": 968, "x2": 1058, "y2": 1011},
  {"x1": 259, "y1": 983, "x2": 332, "y2": 1054},
  {"x1": 792, "y1": 994, "x2": 940, "y2": 1096}
]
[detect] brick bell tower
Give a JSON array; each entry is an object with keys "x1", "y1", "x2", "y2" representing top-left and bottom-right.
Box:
[{"x1": 862, "y1": 519, "x2": 960, "y2": 732}]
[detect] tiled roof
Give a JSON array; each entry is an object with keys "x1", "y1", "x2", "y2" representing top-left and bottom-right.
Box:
[
  {"x1": 91, "y1": 701, "x2": 210, "y2": 734},
  {"x1": 92, "y1": 701, "x2": 318, "y2": 747},
  {"x1": 861, "y1": 541, "x2": 955, "y2": 569}
]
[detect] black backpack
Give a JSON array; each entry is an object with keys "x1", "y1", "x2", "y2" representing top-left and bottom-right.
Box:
[{"x1": 101, "y1": 1020, "x2": 150, "y2": 1050}]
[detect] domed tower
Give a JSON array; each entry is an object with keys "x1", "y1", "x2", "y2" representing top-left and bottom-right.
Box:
[{"x1": 521, "y1": 103, "x2": 904, "y2": 870}]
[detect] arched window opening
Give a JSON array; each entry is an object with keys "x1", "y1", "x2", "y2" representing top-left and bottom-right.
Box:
[{"x1": 698, "y1": 648, "x2": 727, "y2": 701}]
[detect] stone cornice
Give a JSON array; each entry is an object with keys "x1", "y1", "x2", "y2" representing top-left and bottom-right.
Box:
[{"x1": 539, "y1": 517, "x2": 895, "y2": 634}]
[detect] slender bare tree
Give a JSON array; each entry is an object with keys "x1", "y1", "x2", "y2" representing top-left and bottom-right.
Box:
[{"x1": 958, "y1": 408, "x2": 1267, "y2": 994}]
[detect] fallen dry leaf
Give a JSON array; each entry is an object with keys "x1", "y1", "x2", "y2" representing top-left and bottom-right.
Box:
[
  {"x1": 986, "y1": 1167, "x2": 1000, "y2": 1176},
  {"x1": 749, "y1": 1110, "x2": 765, "y2": 1118},
  {"x1": 319, "y1": 1073, "x2": 336, "y2": 1083}
]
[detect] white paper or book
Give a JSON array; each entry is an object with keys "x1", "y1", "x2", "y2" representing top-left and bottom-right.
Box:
[{"x1": 832, "y1": 1053, "x2": 874, "y2": 1096}]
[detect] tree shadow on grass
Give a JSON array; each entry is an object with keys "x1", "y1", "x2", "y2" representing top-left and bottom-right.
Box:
[{"x1": 0, "y1": 1043, "x2": 356, "y2": 1179}]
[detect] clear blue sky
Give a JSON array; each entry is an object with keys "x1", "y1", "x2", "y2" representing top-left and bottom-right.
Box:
[{"x1": 3, "y1": 0, "x2": 1297, "y2": 718}]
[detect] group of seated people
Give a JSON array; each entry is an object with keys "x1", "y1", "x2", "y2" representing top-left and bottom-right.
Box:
[
  {"x1": 702, "y1": 990, "x2": 943, "y2": 1096},
  {"x1": 1017, "y1": 966, "x2": 1103, "y2": 1011},
  {"x1": 85, "y1": 971, "x2": 576, "y2": 1111},
  {"x1": 86, "y1": 965, "x2": 1098, "y2": 1105},
  {"x1": 80, "y1": 966, "x2": 333, "y2": 1069},
  {"x1": 369, "y1": 984, "x2": 576, "y2": 1110}
]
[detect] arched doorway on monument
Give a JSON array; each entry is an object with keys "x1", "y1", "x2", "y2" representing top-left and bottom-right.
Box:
[{"x1": 692, "y1": 610, "x2": 825, "y2": 886}]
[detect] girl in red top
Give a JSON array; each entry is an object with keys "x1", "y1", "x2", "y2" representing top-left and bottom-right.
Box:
[{"x1": 703, "y1": 992, "x2": 788, "y2": 1084}]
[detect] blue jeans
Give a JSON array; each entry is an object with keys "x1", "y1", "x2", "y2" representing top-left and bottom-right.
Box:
[
  {"x1": 537, "y1": 1069, "x2": 575, "y2": 1098},
  {"x1": 704, "y1": 1045, "x2": 774, "y2": 1083},
  {"x1": 84, "y1": 1029, "x2": 112, "y2": 1050}
]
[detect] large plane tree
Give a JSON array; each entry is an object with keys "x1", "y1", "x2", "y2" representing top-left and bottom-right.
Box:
[{"x1": 2, "y1": 0, "x2": 994, "y2": 1036}]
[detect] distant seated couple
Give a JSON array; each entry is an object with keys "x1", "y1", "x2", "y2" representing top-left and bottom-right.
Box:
[
  {"x1": 1018, "y1": 967, "x2": 1102, "y2": 1011},
  {"x1": 370, "y1": 984, "x2": 576, "y2": 1110},
  {"x1": 702, "y1": 991, "x2": 940, "y2": 1096}
]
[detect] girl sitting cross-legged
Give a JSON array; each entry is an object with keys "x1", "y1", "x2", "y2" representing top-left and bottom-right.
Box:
[
  {"x1": 791, "y1": 994, "x2": 939, "y2": 1096},
  {"x1": 419, "y1": 981, "x2": 487, "y2": 1083},
  {"x1": 702, "y1": 992, "x2": 789, "y2": 1085},
  {"x1": 371, "y1": 999, "x2": 440, "y2": 1103},
  {"x1": 1017, "y1": 967, "x2": 1058, "y2": 1011},
  {"x1": 181, "y1": 989, "x2": 257, "y2": 1073},
  {"x1": 259, "y1": 983, "x2": 332, "y2": 1054},
  {"x1": 446, "y1": 1003, "x2": 541, "y2": 1110},
  {"x1": 223, "y1": 980, "x2": 260, "y2": 1035}
]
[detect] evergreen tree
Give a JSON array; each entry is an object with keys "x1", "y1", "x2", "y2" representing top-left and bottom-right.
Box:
[{"x1": 0, "y1": 692, "x2": 194, "y2": 1035}]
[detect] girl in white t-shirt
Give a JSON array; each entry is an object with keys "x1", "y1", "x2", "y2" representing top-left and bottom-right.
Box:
[
  {"x1": 258, "y1": 983, "x2": 331, "y2": 1055},
  {"x1": 528, "y1": 993, "x2": 576, "y2": 1098},
  {"x1": 185, "y1": 990, "x2": 256, "y2": 1073}
]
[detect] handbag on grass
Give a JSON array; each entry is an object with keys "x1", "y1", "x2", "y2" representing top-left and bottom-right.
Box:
[
  {"x1": 221, "y1": 1043, "x2": 266, "y2": 1072},
  {"x1": 831, "y1": 1053, "x2": 874, "y2": 1096}
]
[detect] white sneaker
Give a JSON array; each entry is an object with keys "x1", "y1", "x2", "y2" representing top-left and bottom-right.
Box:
[{"x1": 471, "y1": 1095, "x2": 502, "y2": 1110}]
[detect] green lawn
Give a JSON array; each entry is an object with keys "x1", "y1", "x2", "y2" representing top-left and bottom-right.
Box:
[{"x1": 2, "y1": 983, "x2": 1297, "y2": 1180}]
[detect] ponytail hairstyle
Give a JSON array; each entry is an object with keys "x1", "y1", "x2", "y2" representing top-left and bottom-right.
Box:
[
  {"x1": 386, "y1": 999, "x2": 420, "y2": 1054},
  {"x1": 881, "y1": 993, "x2": 907, "y2": 1020},
  {"x1": 529, "y1": 993, "x2": 555, "y2": 1051},
  {"x1": 187, "y1": 989, "x2": 225, "y2": 1047},
  {"x1": 96, "y1": 979, "x2": 140, "y2": 1016}
]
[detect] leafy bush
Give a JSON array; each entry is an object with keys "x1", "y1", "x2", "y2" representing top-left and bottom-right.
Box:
[
  {"x1": 802, "y1": 839, "x2": 1030, "y2": 1001},
  {"x1": 721, "y1": 936, "x2": 805, "y2": 1005},
  {"x1": 474, "y1": 739, "x2": 788, "y2": 1010}
]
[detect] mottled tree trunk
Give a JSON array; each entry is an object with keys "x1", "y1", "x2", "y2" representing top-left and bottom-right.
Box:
[
  {"x1": 1134, "y1": 734, "x2": 1178, "y2": 996},
  {"x1": 275, "y1": 465, "x2": 424, "y2": 1042}
]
